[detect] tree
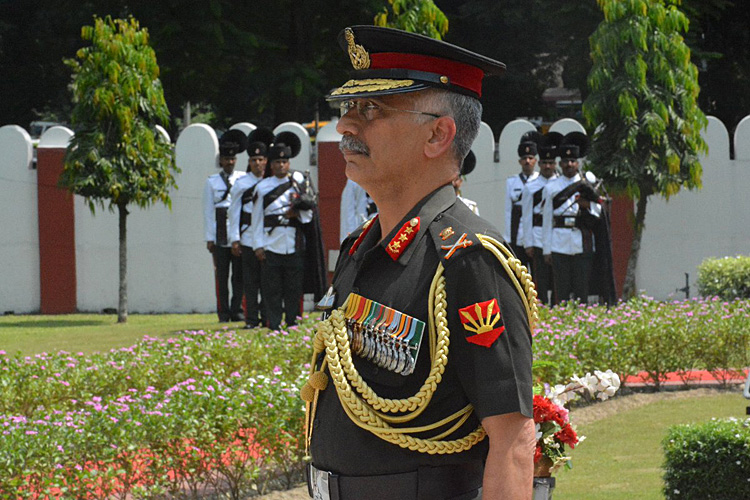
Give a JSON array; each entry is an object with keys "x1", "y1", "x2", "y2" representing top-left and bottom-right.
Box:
[
  {"x1": 583, "y1": 0, "x2": 708, "y2": 299},
  {"x1": 374, "y1": 0, "x2": 449, "y2": 39},
  {"x1": 60, "y1": 16, "x2": 177, "y2": 323}
]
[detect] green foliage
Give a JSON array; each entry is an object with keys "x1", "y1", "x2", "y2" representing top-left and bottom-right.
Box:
[
  {"x1": 697, "y1": 256, "x2": 750, "y2": 300},
  {"x1": 584, "y1": 0, "x2": 708, "y2": 200},
  {"x1": 374, "y1": 0, "x2": 449, "y2": 39},
  {"x1": 61, "y1": 16, "x2": 177, "y2": 212},
  {"x1": 663, "y1": 417, "x2": 750, "y2": 500}
]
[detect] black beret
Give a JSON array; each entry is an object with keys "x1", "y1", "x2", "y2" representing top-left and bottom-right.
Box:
[
  {"x1": 539, "y1": 132, "x2": 562, "y2": 160},
  {"x1": 247, "y1": 142, "x2": 268, "y2": 157},
  {"x1": 518, "y1": 141, "x2": 538, "y2": 157},
  {"x1": 559, "y1": 132, "x2": 589, "y2": 160},
  {"x1": 219, "y1": 129, "x2": 248, "y2": 157},
  {"x1": 268, "y1": 131, "x2": 302, "y2": 162}
]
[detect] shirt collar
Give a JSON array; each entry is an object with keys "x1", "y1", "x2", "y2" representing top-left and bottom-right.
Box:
[{"x1": 381, "y1": 184, "x2": 457, "y2": 266}]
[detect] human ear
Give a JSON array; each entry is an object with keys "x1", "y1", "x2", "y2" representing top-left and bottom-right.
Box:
[{"x1": 424, "y1": 116, "x2": 457, "y2": 159}]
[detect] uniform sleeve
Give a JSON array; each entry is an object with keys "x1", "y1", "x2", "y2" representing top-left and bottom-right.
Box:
[
  {"x1": 252, "y1": 183, "x2": 266, "y2": 250},
  {"x1": 502, "y1": 178, "x2": 512, "y2": 243},
  {"x1": 203, "y1": 178, "x2": 216, "y2": 243},
  {"x1": 228, "y1": 181, "x2": 243, "y2": 245},
  {"x1": 542, "y1": 185, "x2": 553, "y2": 256},
  {"x1": 444, "y1": 248, "x2": 533, "y2": 420},
  {"x1": 520, "y1": 184, "x2": 533, "y2": 249}
]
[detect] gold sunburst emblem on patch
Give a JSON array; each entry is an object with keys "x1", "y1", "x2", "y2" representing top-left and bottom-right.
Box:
[{"x1": 345, "y1": 28, "x2": 370, "y2": 70}]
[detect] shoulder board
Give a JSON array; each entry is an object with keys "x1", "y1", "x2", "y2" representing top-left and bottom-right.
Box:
[{"x1": 428, "y1": 213, "x2": 483, "y2": 265}]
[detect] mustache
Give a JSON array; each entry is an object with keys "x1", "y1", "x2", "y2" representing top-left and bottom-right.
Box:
[{"x1": 339, "y1": 135, "x2": 370, "y2": 156}]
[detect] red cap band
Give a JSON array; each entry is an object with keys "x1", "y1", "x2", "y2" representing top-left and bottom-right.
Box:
[{"x1": 371, "y1": 52, "x2": 485, "y2": 97}]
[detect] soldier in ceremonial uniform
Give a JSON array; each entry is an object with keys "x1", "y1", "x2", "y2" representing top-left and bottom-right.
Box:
[
  {"x1": 301, "y1": 26, "x2": 535, "y2": 500},
  {"x1": 521, "y1": 133, "x2": 561, "y2": 305},
  {"x1": 339, "y1": 179, "x2": 376, "y2": 243},
  {"x1": 228, "y1": 127, "x2": 273, "y2": 328},
  {"x1": 503, "y1": 133, "x2": 539, "y2": 270},
  {"x1": 204, "y1": 129, "x2": 247, "y2": 322},
  {"x1": 252, "y1": 133, "x2": 313, "y2": 330},
  {"x1": 541, "y1": 132, "x2": 601, "y2": 304}
]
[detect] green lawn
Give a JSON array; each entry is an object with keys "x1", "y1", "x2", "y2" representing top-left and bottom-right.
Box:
[
  {"x1": 0, "y1": 313, "x2": 239, "y2": 355},
  {"x1": 554, "y1": 391, "x2": 747, "y2": 499}
]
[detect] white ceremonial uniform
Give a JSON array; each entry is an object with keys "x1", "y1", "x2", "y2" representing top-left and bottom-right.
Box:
[
  {"x1": 339, "y1": 179, "x2": 369, "y2": 243},
  {"x1": 203, "y1": 170, "x2": 246, "y2": 246},
  {"x1": 503, "y1": 172, "x2": 538, "y2": 245},
  {"x1": 521, "y1": 174, "x2": 558, "y2": 250},
  {"x1": 252, "y1": 171, "x2": 313, "y2": 254},
  {"x1": 458, "y1": 195, "x2": 480, "y2": 216},
  {"x1": 541, "y1": 173, "x2": 601, "y2": 256},
  {"x1": 228, "y1": 172, "x2": 264, "y2": 248}
]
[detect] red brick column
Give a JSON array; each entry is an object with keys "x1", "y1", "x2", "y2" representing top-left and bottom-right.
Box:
[
  {"x1": 36, "y1": 147, "x2": 77, "y2": 313},
  {"x1": 317, "y1": 140, "x2": 347, "y2": 282},
  {"x1": 609, "y1": 195, "x2": 634, "y2": 299}
]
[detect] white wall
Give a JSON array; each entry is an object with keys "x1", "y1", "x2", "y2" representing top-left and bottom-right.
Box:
[
  {"x1": 0, "y1": 125, "x2": 38, "y2": 313},
  {"x1": 636, "y1": 116, "x2": 750, "y2": 298}
]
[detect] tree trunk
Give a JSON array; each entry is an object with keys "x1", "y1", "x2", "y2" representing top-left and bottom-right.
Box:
[
  {"x1": 621, "y1": 190, "x2": 650, "y2": 300},
  {"x1": 118, "y1": 202, "x2": 128, "y2": 323},
  {"x1": 183, "y1": 100, "x2": 191, "y2": 128}
]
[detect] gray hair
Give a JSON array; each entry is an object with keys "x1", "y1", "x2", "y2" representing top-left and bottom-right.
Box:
[{"x1": 413, "y1": 89, "x2": 482, "y2": 166}]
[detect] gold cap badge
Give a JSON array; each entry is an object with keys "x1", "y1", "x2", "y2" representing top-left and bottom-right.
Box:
[{"x1": 345, "y1": 28, "x2": 370, "y2": 70}]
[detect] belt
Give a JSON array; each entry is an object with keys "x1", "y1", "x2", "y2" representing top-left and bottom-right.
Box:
[
  {"x1": 553, "y1": 215, "x2": 578, "y2": 228},
  {"x1": 307, "y1": 461, "x2": 483, "y2": 500},
  {"x1": 532, "y1": 213, "x2": 542, "y2": 227}
]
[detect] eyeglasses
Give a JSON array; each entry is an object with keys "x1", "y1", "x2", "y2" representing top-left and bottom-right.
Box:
[{"x1": 339, "y1": 99, "x2": 441, "y2": 122}]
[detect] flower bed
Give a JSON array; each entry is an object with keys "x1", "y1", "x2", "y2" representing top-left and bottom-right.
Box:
[{"x1": 0, "y1": 322, "x2": 314, "y2": 499}]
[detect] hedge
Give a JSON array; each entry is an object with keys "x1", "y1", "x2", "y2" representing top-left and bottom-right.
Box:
[
  {"x1": 663, "y1": 417, "x2": 750, "y2": 499},
  {"x1": 697, "y1": 255, "x2": 750, "y2": 300}
]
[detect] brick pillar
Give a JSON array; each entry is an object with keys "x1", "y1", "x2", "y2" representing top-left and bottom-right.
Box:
[
  {"x1": 37, "y1": 147, "x2": 77, "y2": 313},
  {"x1": 317, "y1": 139, "x2": 347, "y2": 282},
  {"x1": 609, "y1": 195, "x2": 634, "y2": 299}
]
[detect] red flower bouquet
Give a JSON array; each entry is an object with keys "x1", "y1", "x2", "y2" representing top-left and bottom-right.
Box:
[
  {"x1": 533, "y1": 370, "x2": 620, "y2": 474},
  {"x1": 533, "y1": 394, "x2": 580, "y2": 473}
]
